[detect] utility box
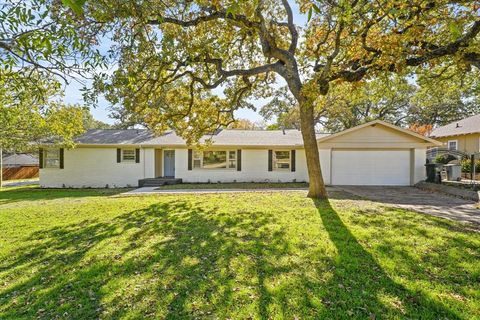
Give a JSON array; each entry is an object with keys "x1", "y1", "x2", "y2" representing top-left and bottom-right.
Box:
[{"x1": 445, "y1": 164, "x2": 462, "y2": 181}]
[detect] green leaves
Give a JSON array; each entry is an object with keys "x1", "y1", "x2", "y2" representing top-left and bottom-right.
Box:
[
  {"x1": 61, "y1": 0, "x2": 86, "y2": 16},
  {"x1": 448, "y1": 21, "x2": 463, "y2": 39},
  {"x1": 307, "y1": 3, "x2": 321, "y2": 22}
]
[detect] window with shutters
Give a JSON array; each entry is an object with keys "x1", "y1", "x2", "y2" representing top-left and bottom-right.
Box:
[
  {"x1": 44, "y1": 149, "x2": 60, "y2": 168},
  {"x1": 122, "y1": 149, "x2": 136, "y2": 162},
  {"x1": 193, "y1": 150, "x2": 236, "y2": 169},
  {"x1": 273, "y1": 150, "x2": 290, "y2": 170}
]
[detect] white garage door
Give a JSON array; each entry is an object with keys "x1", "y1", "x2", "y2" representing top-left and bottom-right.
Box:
[{"x1": 332, "y1": 150, "x2": 411, "y2": 186}]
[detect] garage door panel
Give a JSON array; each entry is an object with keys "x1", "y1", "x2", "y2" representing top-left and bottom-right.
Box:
[{"x1": 332, "y1": 150, "x2": 410, "y2": 186}]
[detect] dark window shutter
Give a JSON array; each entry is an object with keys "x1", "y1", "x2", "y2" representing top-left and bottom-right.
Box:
[
  {"x1": 268, "y1": 150, "x2": 273, "y2": 171},
  {"x1": 135, "y1": 148, "x2": 140, "y2": 163},
  {"x1": 291, "y1": 150, "x2": 296, "y2": 172},
  {"x1": 237, "y1": 150, "x2": 242, "y2": 171},
  {"x1": 59, "y1": 148, "x2": 64, "y2": 169},
  {"x1": 188, "y1": 149, "x2": 193, "y2": 170},
  {"x1": 39, "y1": 148, "x2": 44, "y2": 169},
  {"x1": 117, "y1": 148, "x2": 121, "y2": 163}
]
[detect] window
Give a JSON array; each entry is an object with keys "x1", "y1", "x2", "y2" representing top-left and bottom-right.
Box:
[
  {"x1": 448, "y1": 140, "x2": 458, "y2": 151},
  {"x1": 44, "y1": 149, "x2": 60, "y2": 168},
  {"x1": 273, "y1": 150, "x2": 290, "y2": 170},
  {"x1": 122, "y1": 149, "x2": 136, "y2": 162},
  {"x1": 193, "y1": 150, "x2": 236, "y2": 169},
  {"x1": 193, "y1": 150, "x2": 202, "y2": 168}
]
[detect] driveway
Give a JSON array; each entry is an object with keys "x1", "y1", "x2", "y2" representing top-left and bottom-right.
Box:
[{"x1": 335, "y1": 186, "x2": 480, "y2": 225}]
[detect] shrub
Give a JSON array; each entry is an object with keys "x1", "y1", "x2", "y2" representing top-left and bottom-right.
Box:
[
  {"x1": 460, "y1": 159, "x2": 480, "y2": 173},
  {"x1": 434, "y1": 154, "x2": 457, "y2": 164}
]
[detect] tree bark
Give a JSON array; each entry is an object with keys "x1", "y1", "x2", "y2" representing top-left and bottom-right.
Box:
[{"x1": 299, "y1": 98, "x2": 328, "y2": 199}]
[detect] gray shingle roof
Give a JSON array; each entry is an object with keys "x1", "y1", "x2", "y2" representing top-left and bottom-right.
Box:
[
  {"x1": 75, "y1": 129, "x2": 330, "y2": 147},
  {"x1": 75, "y1": 129, "x2": 157, "y2": 145},
  {"x1": 2, "y1": 153, "x2": 38, "y2": 166},
  {"x1": 430, "y1": 114, "x2": 480, "y2": 138}
]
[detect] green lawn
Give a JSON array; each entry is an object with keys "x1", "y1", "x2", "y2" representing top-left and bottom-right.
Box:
[{"x1": 0, "y1": 187, "x2": 479, "y2": 319}]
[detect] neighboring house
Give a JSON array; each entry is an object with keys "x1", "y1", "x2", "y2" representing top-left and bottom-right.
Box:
[
  {"x1": 2, "y1": 153, "x2": 38, "y2": 168},
  {"x1": 39, "y1": 120, "x2": 440, "y2": 188},
  {"x1": 430, "y1": 114, "x2": 480, "y2": 154}
]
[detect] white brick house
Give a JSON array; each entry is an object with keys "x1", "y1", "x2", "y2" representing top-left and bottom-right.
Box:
[{"x1": 39, "y1": 120, "x2": 441, "y2": 188}]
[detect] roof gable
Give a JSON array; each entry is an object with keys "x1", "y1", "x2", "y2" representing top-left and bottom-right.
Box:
[{"x1": 317, "y1": 120, "x2": 441, "y2": 146}]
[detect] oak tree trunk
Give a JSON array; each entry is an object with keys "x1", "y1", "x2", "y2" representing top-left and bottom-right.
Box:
[{"x1": 299, "y1": 99, "x2": 328, "y2": 199}]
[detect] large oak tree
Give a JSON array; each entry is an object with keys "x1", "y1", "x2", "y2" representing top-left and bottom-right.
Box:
[{"x1": 73, "y1": 0, "x2": 478, "y2": 198}]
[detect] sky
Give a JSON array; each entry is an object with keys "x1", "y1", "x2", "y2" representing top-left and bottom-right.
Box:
[{"x1": 62, "y1": 1, "x2": 308, "y2": 125}]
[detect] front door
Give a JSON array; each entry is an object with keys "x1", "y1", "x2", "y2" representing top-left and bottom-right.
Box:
[{"x1": 163, "y1": 150, "x2": 175, "y2": 177}]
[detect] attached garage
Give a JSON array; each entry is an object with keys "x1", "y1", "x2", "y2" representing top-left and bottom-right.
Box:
[
  {"x1": 317, "y1": 121, "x2": 442, "y2": 186},
  {"x1": 331, "y1": 149, "x2": 411, "y2": 186}
]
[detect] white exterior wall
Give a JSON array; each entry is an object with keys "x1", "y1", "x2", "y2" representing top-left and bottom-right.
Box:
[
  {"x1": 174, "y1": 148, "x2": 311, "y2": 183},
  {"x1": 40, "y1": 147, "x2": 155, "y2": 188},
  {"x1": 39, "y1": 144, "x2": 428, "y2": 188},
  {"x1": 319, "y1": 148, "x2": 332, "y2": 185},
  {"x1": 413, "y1": 148, "x2": 427, "y2": 184}
]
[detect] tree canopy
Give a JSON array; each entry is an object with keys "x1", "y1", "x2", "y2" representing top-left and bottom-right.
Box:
[
  {"x1": 0, "y1": 0, "x2": 105, "y2": 150},
  {"x1": 0, "y1": 75, "x2": 85, "y2": 150},
  {"x1": 261, "y1": 70, "x2": 480, "y2": 132}
]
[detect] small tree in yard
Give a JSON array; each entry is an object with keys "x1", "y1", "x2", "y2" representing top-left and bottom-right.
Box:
[{"x1": 68, "y1": 1, "x2": 478, "y2": 198}]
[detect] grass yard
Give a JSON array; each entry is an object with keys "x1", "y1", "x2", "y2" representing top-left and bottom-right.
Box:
[{"x1": 0, "y1": 187, "x2": 479, "y2": 319}]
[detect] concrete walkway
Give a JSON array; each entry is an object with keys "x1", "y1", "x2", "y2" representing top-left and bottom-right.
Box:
[
  {"x1": 120, "y1": 186, "x2": 310, "y2": 195},
  {"x1": 336, "y1": 186, "x2": 480, "y2": 225}
]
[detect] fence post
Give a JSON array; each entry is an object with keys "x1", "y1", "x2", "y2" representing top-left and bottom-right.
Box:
[{"x1": 471, "y1": 154, "x2": 475, "y2": 180}]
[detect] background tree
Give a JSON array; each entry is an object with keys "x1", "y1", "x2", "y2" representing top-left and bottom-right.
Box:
[
  {"x1": 0, "y1": 73, "x2": 85, "y2": 150},
  {"x1": 67, "y1": 0, "x2": 478, "y2": 198},
  {"x1": 0, "y1": 0, "x2": 104, "y2": 150},
  {"x1": 407, "y1": 68, "x2": 480, "y2": 125},
  {"x1": 82, "y1": 108, "x2": 112, "y2": 130},
  {"x1": 227, "y1": 119, "x2": 265, "y2": 130},
  {"x1": 409, "y1": 123, "x2": 433, "y2": 136}
]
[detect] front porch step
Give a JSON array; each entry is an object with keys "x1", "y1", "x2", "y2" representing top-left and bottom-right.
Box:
[{"x1": 138, "y1": 178, "x2": 182, "y2": 187}]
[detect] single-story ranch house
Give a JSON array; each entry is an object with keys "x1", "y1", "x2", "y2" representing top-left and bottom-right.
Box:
[{"x1": 39, "y1": 120, "x2": 441, "y2": 188}]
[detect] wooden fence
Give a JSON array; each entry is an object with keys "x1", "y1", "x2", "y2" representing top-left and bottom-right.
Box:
[
  {"x1": 2, "y1": 166, "x2": 39, "y2": 180},
  {"x1": 461, "y1": 172, "x2": 480, "y2": 181}
]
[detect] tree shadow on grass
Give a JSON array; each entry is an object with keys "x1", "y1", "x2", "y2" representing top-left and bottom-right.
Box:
[
  {"x1": 0, "y1": 199, "x2": 294, "y2": 319},
  {"x1": 0, "y1": 194, "x2": 473, "y2": 319},
  {"x1": 314, "y1": 199, "x2": 463, "y2": 319}
]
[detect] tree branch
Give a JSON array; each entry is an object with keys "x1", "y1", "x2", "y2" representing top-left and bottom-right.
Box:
[
  {"x1": 280, "y1": 0, "x2": 298, "y2": 53},
  {"x1": 147, "y1": 10, "x2": 259, "y2": 28},
  {"x1": 406, "y1": 20, "x2": 480, "y2": 66}
]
